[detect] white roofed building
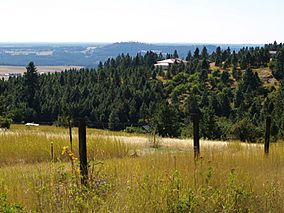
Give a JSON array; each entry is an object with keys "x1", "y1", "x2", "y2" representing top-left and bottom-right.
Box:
[
  {"x1": 154, "y1": 58, "x2": 187, "y2": 70},
  {"x1": 269, "y1": 51, "x2": 277, "y2": 55}
]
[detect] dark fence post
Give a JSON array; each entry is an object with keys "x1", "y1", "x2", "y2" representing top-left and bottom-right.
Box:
[
  {"x1": 78, "y1": 119, "x2": 88, "y2": 185},
  {"x1": 50, "y1": 142, "x2": 54, "y2": 161},
  {"x1": 69, "y1": 120, "x2": 73, "y2": 152},
  {"x1": 264, "y1": 116, "x2": 271, "y2": 155},
  {"x1": 191, "y1": 113, "x2": 200, "y2": 159}
]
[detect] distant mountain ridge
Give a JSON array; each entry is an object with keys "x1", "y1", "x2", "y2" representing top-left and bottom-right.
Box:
[
  {"x1": 0, "y1": 42, "x2": 251, "y2": 67},
  {"x1": 96, "y1": 42, "x2": 218, "y2": 58}
]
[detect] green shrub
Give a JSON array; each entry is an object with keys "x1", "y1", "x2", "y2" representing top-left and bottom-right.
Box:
[
  {"x1": 125, "y1": 126, "x2": 146, "y2": 134},
  {"x1": 0, "y1": 116, "x2": 12, "y2": 129},
  {"x1": 180, "y1": 123, "x2": 193, "y2": 138},
  {"x1": 0, "y1": 193, "x2": 23, "y2": 212},
  {"x1": 231, "y1": 118, "x2": 262, "y2": 142},
  {"x1": 216, "y1": 117, "x2": 233, "y2": 140},
  {"x1": 55, "y1": 116, "x2": 72, "y2": 127}
]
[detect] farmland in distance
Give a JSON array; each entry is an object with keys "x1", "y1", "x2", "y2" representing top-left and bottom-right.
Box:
[{"x1": 0, "y1": 65, "x2": 83, "y2": 79}]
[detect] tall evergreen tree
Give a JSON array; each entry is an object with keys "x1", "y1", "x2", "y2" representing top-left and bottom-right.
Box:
[
  {"x1": 152, "y1": 102, "x2": 180, "y2": 137},
  {"x1": 201, "y1": 47, "x2": 208, "y2": 59},
  {"x1": 272, "y1": 49, "x2": 284, "y2": 80},
  {"x1": 193, "y1": 48, "x2": 200, "y2": 59},
  {"x1": 173, "y1": 50, "x2": 179, "y2": 58},
  {"x1": 23, "y1": 62, "x2": 40, "y2": 121},
  {"x1": 186, "y1": 51, "x2": 192, "y2": 61}
]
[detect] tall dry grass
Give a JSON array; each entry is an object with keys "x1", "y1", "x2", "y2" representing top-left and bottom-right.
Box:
[
  {"x1": 0, "y1": 125, "x2": 283, "y2": 212},
  {"x1": 0, "y1": 125, "x2": 137, "y2": 166}
]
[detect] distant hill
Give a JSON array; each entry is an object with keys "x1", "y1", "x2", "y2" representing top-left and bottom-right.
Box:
[
  {"x1": 94, "y1": 42, "x2": 218, "y2": 61},
  {"x1": 0, "y1": 42, "x2": 250, "y2": 67}
]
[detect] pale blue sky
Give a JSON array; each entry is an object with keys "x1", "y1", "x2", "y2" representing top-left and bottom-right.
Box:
[{"x1": 0, "y1": 0, "x2": 283, "y2": 44}]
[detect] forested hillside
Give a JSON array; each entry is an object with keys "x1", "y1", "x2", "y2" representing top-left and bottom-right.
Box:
[{"x1": 0, "y1": 41, "x2": 284, "y2": 142}]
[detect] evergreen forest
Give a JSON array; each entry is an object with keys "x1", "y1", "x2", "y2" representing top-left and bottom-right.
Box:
[{"x1": 1, "y1": 41, "x2": 284, "y2": 142}]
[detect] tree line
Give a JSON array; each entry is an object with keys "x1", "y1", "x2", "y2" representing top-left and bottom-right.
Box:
[{"x1": 0, "y1": 41, "x2": 284, "y2": 142}]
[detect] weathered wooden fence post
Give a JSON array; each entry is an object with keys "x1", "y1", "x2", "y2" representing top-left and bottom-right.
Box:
[
  {"x1": 50, "y1": 142, "x2": 54, "y2": 161},
  {"x1": 78, "y1": 119, "x2": 88, "y2": 185},
  {"x1": 68, "y1": 119, "x2": 73, "y2": 152},
  {"x1": 264, "y1": 116, "x2": 271, "y2": 155},
  {"x1": 191, "y1": 113, "x2": 200, "y2": 159}
]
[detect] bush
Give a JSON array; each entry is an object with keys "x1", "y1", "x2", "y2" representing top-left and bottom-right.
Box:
[
  {"x1": 125, "y1": 126, "x2": 145, "y2": 134},
  {"x1": 55, "y1": 116, "x2": 72, "y2": 127},
  {"x1": 200, "y1": 108, "x2": 222, "y2": 140},
  {"x1": 180, "y1": 123, "x2": 193, "y2": 138},
  {"x1": 216, "y1": 117, "x2": 233, "y2": 140},
  {"x1": 231, "y1": 118, "x2": 262, "y2": 142},
  {"x1": 0, "y1": 116, "x2": 12, "y2": 129}
]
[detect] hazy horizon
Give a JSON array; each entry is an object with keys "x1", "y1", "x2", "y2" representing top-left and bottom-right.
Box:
[{"x1": 0, "y1": 41, "x2": 265, "y2": 46}]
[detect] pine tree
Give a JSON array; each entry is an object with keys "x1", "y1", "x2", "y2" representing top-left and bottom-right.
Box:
[
  {"x1": 200, "y1": 58, "x2": 209, "y2": 70},
  {"x1": 186, "y1": 95, "x2": 200, "y2": 115},
  {"x1": 139, "y1": 102, "x2": 148, "y2": 121},
  {"x1": 221, "y1": 70, "x2": 230, "y2": 85},
  {"x1": 108, "y1": 109, "x2": 120, "y2": 130},
  {"x1": 193, "y1": 48, "x2": 199, "y2": 59},
  {"x1": 231, "y1": 51, "x2": 238, "y2": 67},
  {"x1": 232, "y1": 66, "x2": 241, "y2": 81},
  {"x1": 215, "y1": 56, "x2": 222, "y2": 67},
  {"x1": 186, "y1": 51, "x2": 192, "y2": 61},
  {"x1": 113, "y1": 69, "x2": 120, "y2": 87},
  {"x1": 272, "y1": 49, "x2": 284, "y2": 80},
  {"x1": 209, "y1": 94, "x2": 221, "y2": 116},
  {"x1": 215, "y1": 46, "x2": 222, "y2": 67},
  {"x1": 23, "y1": 62, "x2": 39, "y2": 121},
  {"x1": 216, "y1": 47, "x2": 222, "y2": 56},
  {"x1": 173, "y1": 50, "x2": 179, "y2": 58},
  {"x1": 201, "y1": 107, "x2": 221, "y2": 139},
  {"x1": 240, "y1": 56, "x2": 248, "y2": 70},
  {"x1": 221, "y1": 94, "x2": 231, "y2": 118},
  {"x1": 201, "y1": 47, "x2": 208, "y2": 59},
  {"x1": 242, "y1": 68, "x2": 261, "y2": 92},
  {"x1": 199, "y1": 69, "x2": 208, "y2": 82},
  {"x1": 152, "y1": 102, "x2": 180, "y2": 137}
]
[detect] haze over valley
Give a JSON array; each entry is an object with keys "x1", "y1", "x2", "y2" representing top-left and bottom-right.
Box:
[{"x1": 0, "y1": 42, "x2": 253, "y2": 67}]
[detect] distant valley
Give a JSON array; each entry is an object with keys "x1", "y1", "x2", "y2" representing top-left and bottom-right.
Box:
[
  {"x1": 0, "y1": 65, "x2": 83, "y2": 79},
  {"x1": 0, "y1": 42, "x2": 257, "y2": 67}
]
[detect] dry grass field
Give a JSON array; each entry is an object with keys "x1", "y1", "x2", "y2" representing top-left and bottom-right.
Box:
[
  {"x1": 0, "y1": 125, "x2": 283, "y2": 212},
  {"x1": 0, "y1": 66, "x2": 83, "y2": 79}
]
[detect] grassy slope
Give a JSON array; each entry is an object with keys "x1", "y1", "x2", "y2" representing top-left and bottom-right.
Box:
[
  {"x1": 0, "y1": 125, "x2": 284, "y2": 212},
  {"x1": 209, "y1": 63, "x2": 279, "y2": 88}
]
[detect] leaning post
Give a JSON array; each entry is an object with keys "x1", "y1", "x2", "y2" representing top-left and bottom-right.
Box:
[{"x1": 78, "y1": 119, "x2": 88, "y2": 186}]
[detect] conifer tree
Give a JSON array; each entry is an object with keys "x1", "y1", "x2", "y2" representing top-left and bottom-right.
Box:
[
  {"x1": 173, "y1": 50, "x2": 179, "y2": 58},
  {"x1": 201, "y1": 47, "x2": 208, "y2": 59},
  {"x1": 193, "y1": 48, "x2": 199, "y2": 59},
  {"x1": 23, "y1": 62, "x2": 40, "y2": 121},
  {"x1": 186, "y1": 51, "x2": 192, "y2": 61},
  {"x1": 272, "y1": 49, "x2": 284, "y2": 80}
]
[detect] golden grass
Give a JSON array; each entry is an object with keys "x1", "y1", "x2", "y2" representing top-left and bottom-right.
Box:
[
  {"x1": 0, "y1": 125, "x2": 284, "y2": 212},
  {"x1": 0, "y1": 125, "x2": 140, "y2": 166}
]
